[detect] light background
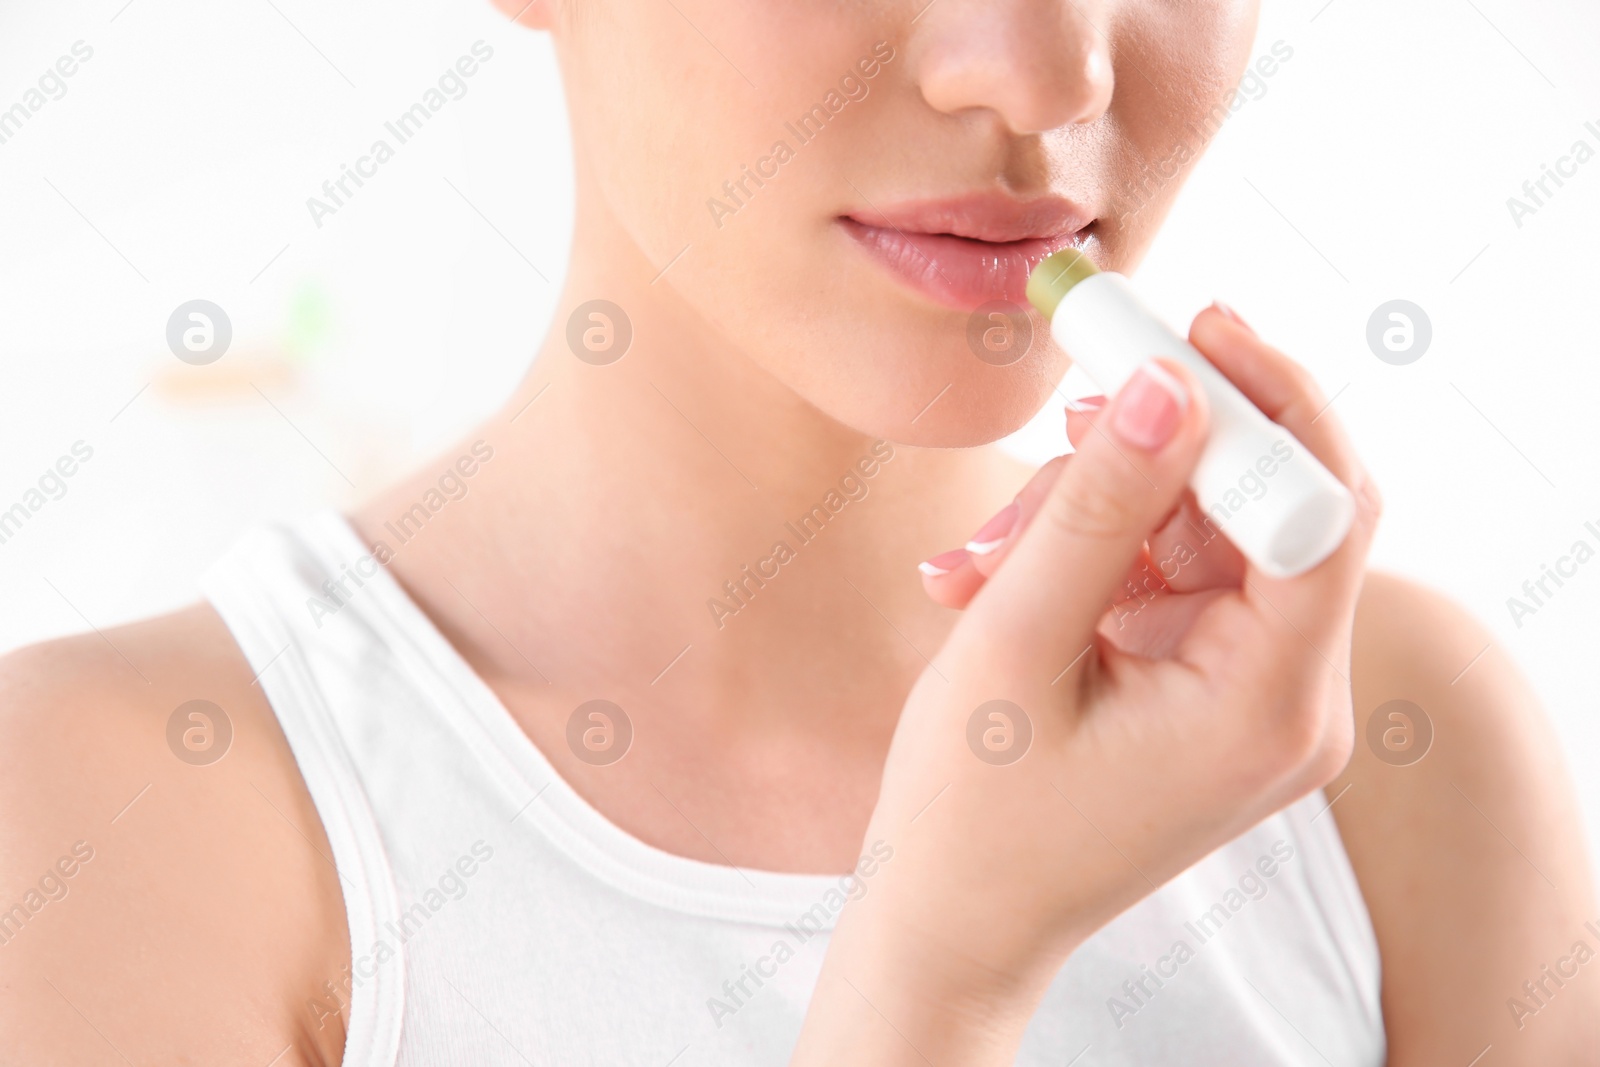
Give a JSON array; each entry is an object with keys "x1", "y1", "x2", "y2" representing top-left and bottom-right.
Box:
[{"x1": 2, "y1": 1, "x2": 1598, "y2": 857}]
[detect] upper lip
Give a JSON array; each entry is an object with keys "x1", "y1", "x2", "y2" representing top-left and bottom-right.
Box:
[{"x1": 841, "y1": 192, "x2": 1093, "y2": 244}]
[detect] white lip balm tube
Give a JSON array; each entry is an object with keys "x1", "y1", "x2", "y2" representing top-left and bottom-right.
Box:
[{"x1": 1026, "y1": 249, "x2": 1354, "y2": 579}]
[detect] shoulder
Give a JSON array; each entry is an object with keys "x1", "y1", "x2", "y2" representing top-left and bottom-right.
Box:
[
  {"x1": 1334, "y1": 573, "x2": 1596, "y2": 1061},
  {"x1": 0, "y1": 605, "x2": 349, "y2": 1066}
]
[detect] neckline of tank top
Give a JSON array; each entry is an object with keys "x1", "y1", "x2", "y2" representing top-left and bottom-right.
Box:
[{"x1": 296, "y1": 509, "x2": 870, "y2": 928}]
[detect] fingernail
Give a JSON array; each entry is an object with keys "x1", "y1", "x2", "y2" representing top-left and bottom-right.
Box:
[
  {"x1": 917, "y1": 547, "x2": 969, "y2": 577},
  {"x1": 1111, "y1": 361, "x2": 1187, "y2": 451},
  {"x1": 1213, "y1": 301, "x2": 1255, "y2": 335},
  {"x1": 1063, "y1": 394, "x2": 1107, "y2": 414},
  {"x1": 964, "y1": 502, "x2": 1020, "y2": 556}
]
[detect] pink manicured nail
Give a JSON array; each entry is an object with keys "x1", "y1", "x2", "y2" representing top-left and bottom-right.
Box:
[
  {"x1": 918, "y1": 548, "x2": 970, "y2": 577},
  {"x1": 964, "y1": 501, "x2": 1020, "y2": 556},
  {"x1": 1066, "y1": 395, "x2": 1107, "y2": 434},
  {"x1": 1213, "y1": 302, "x2": 1255, "y2": 335},
  {"x1": 1111, "y1": 362, "x2": 1187, "y2": 451},
  {"x1": 1064, "y1": 394, "x2": 1107, "y2": 414}
]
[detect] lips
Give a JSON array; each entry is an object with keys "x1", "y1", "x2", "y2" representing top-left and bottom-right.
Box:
[{"x1": 839, "y1": 194, "x2": 1093, "y2": 311}]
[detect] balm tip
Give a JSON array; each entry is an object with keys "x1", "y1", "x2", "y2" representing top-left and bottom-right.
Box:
[{"x1": 1026, "y1": 248, "x2": 1100, "y2": 319}]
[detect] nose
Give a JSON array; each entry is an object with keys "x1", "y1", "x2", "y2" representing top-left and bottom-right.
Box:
[{"x1": 911, "y1": 0, "x2": 1114, "y2": 135}]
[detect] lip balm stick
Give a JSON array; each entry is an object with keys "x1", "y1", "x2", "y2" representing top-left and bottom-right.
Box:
[{"x1": 1026, "y1": 249, "x2": 1354, "y2": 579}]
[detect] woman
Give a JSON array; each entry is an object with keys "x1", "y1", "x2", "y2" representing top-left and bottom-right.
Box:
[{"x1": 2, "y1": 0, "x2": 1593, "y2": 1063}]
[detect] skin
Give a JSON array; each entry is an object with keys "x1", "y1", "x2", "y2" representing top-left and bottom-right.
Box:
[{"x1": 1, "y1": 0, "x2": 1595, "y2": 1063}]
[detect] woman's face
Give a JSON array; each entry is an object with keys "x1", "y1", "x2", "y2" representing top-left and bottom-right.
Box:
[{"x1": 527, "y1": 0, "x2": 1259, "y2": 445}]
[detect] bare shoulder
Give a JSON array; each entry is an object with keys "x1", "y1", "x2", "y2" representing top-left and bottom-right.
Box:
[
  {"x1": 1334, "y1": 572, "x2": 1598, "y2": 1064},
  {"x1": 0, "y1": 605, "x2": 349, "y2": 1066}
]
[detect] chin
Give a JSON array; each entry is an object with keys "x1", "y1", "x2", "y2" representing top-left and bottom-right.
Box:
[
  {"x1": 897, "y1": 384, "x2": 1057, "y2": 449},
  {"x1": 767, "y1": 239, "x2": 1071, "y2": 448},
  {"x1": 811, "y1": 348, "x2": 1063, "y2": 450}
]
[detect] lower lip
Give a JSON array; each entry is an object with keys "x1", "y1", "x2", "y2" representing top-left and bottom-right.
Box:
[{"x1": 838, "y1": 217, "x2": 1088, "y2": 310}]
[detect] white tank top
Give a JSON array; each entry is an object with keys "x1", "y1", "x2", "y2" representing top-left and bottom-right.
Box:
[{"x1": 200, "y1": 512, "x2": 1386, "y2": 1066}]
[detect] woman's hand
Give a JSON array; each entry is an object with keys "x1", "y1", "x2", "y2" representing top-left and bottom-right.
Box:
[{"x1": 791, "y1": 306, "x2": 1382, "y2": 1065}]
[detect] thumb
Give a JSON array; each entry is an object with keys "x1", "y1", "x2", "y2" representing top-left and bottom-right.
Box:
[{"x1": 967, "y1": 359, "x2": 1211, "y2": 664}]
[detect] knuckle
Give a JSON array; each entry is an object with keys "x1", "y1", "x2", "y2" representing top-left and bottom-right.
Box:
[
  {"x1": 1275, "y1": 366, "x2": 1325, "y2": 427},
  {"x1": 1281, "y1": 361, "x2": 1322, "y2": 405},
  {"x1": 1041, "y1": 468, "x2": 1142, "y2": 543},
  {"x1": 1308, "y1": 716, "x2": 1356, "y2": 785},
  {"x1": 1291, "y1": 363, "x2": 1322, "y2": 399},
  {"x1": 1249, "y1": 699, "x2": 1328, "y2": 775}
]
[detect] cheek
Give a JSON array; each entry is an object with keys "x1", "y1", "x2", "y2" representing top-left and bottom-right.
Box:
[
  {"x1": 562, "y1": 4, "x2": 878, "y2": 264},
  {"x1": 561, "y1": 4, "x2": 728, "y2": 259},
  {"x1": 1096, "y1": 1, "x2": 1259, "y2": 267}
]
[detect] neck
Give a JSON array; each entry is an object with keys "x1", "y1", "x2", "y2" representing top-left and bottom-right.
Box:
[{"x1": 353, "y1": 201, "x2": 1027, "y2": 736}]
